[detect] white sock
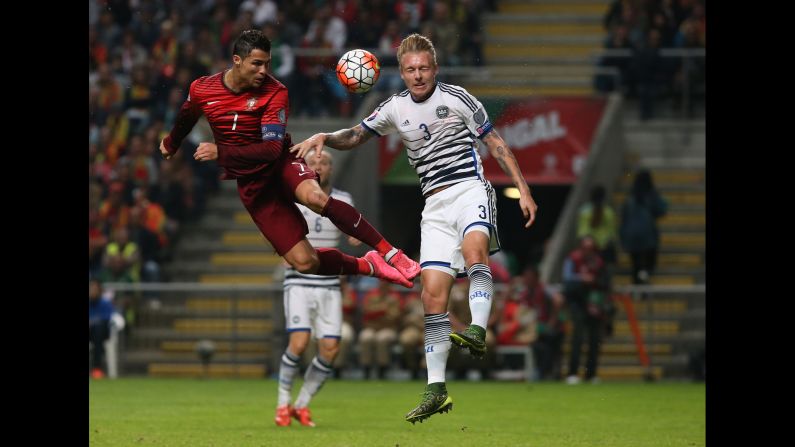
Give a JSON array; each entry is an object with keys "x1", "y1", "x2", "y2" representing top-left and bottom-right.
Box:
[
  {"x1": 424, "y1": 313, "x2": 451, "y2": 384},
  {"x1": 294, "y1": 355, "x2": 333, "y2": 409},
  {"x1": 467, "y1": 264, "x2": 494, "y2": 330},
  {"x1": 278, "y1": 350, "x2": 300, "y2": 407},
  {"x1": 384, "y1": 247, "x2": 399, "y2": 263}
]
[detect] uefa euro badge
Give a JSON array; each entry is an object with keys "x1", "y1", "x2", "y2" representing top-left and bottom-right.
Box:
[
  {"x1": 278, "y1": 108, "x2": 286, "y2": 124},
  {"x1": 436, "y1": 105, "x2": 449, "y2": 119},
  {"x1": 246, "y1": 96, "x2": 258, "y2": 111}
]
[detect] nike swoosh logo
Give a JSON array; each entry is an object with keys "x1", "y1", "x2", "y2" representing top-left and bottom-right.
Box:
[
  {"x1": 207, "y1": 101, "x2": 220, "y2": 105},
  {"x1": 353, "y1": 214, "x2": 362, "y2": 228},
  {"x1": 298, "y1": 172, "x2": 312, "y2": 176}
]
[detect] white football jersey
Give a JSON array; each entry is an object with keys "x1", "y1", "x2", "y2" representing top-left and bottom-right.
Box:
[
  {"x1": 361, "y1": 82, "x2": 494, "y2": 196},
  {"x1": 283, "y1": 188, "x2": 353, "y2": 288}
]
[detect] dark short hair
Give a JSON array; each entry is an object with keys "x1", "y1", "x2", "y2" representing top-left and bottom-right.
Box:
[{"x1": 232, "y1": 29, "x2": 271, "y2": 58}]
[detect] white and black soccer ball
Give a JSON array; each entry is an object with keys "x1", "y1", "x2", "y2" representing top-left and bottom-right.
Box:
[{"x1": 336, "y1": 49, "x2": 381, "y2": 94}]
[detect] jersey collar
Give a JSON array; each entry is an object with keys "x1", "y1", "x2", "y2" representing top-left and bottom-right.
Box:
[{"x1": 410, "y1": 81, "x2": 437, "y2": 104}]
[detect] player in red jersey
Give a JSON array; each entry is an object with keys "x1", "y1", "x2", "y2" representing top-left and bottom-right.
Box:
[{"x1": 159, "y1": 30, "x2": 419, "y2": 287}]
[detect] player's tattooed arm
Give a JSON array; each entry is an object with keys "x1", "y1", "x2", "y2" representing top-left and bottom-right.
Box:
[
  {"x1": 324, "y1": 124, "x2": 373, "y2": 150},
  {"x1": 483, "y1": 130, "x2": 538, "y2": 228},
  {"x1": 290, "y1": 124, "x2": 373, "y2": 159},
  {"x1": 483, "y1": 131, "x2": 525, "y2": 189}
]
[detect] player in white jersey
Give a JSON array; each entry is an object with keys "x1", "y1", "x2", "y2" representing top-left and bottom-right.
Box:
[
  {"x1": 274, "y1": 149, "x2": 361, "y2": 428},
  {"x1": 291, "y1": 34, "x2": 537, "y2": 424}
]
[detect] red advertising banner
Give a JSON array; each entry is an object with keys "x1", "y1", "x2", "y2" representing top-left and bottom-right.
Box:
[
  {"x1": 379, "y1": 96, "x2": 607, "y2": 185},
  {"x1": 483, "y1": 97, "x2": 607, "y2": 185}
]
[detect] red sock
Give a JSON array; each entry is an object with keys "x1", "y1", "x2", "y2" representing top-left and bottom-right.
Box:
[
  {"x1": 375, "y1": 239, "x2": 393, "y2": 256},
  {"x1": 321, "y1": 197, "x2": 394, "y2": 255},
  {"x1": 315, "y1": 248, "x2": 372, "y2": 276}
]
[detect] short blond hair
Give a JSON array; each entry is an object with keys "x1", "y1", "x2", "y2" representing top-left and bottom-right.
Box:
[{"x1": 397, "y1": 33, "x2": 437, "y2": 67}]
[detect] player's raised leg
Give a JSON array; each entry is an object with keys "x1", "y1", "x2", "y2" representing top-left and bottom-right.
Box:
[
  {"x1": 289, "y1": 157, "x2": 420, "y2": 282},
  {"x1": 238, "y1": 174, "x2": 412, "y2": 287},
  {"x1": 284, "y1": 240, "x2": 413, "y2": 288}
]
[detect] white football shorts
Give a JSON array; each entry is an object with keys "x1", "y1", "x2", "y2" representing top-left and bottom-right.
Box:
[
  {"x1": 419, "y1": 179, "x2": 501, "y2": 278},
  {"x1": 283, "y1": 285, "x2": 342, "y2": 339}
]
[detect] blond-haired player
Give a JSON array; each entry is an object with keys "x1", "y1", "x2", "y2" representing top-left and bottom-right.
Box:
[{"x1": 291, "y1": 34, "x2": 537, "y2": 423}]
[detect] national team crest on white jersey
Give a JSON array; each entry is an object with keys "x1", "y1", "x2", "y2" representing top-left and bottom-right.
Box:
[{"x1": 360, "y1": 83, "x2": 495, "y2": 196}]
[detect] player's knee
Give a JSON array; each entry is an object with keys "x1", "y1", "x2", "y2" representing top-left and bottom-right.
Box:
[
  {"x1": 462, "y1": 247, "x2": 489, "y2": 266},
  {"x1": 290, "y1": 252, "x2": 320, "y2": 273},
  {"x1": 293, "y1": 340, "x2": 309, "y2": 354},
  {"x1": 300, "y1": 188, "x2": 329, "y2": 214},
  {"x1": 294, "y1": 261, "x2": 318, "y2": 274},
  {"x1": 309, "y1": 191, "x2": 329, "y2": 213},
  {"x1": 462, "y1": 229, "x2": 490, "y2": 263},
  {"x1": 320, "y1": 343, "x2": 340, "y2": 361},
  {"x1": 420, "y1": 288, "x2": 435, "y2": 301},
  {"x1": 289, "y1": 334, "x2": 311, "y2": 354},
  {"x1": 420, "y1": 288, "x2": 447, "y2": 307}
]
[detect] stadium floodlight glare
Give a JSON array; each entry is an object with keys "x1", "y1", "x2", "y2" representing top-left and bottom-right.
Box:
[{"x1": 503, "y1": 187, "x2": 520, "y2": 199}]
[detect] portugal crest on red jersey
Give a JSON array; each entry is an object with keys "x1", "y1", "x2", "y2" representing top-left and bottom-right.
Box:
[{"x1": 246, "y1": 97, "x2": 258, "y2": 111}]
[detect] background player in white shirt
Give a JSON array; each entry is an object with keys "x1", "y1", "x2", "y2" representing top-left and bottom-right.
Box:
[
  {"x1": 274, "y1": 149, "x2": 361, "y2": 428},
  {"x1": 291, "y1": 34, "x2": 537, "y2": 424}
]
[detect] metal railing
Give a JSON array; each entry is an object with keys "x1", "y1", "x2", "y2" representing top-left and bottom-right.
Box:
[{"x1": 103, "y1": 282, "x2": 286, "y2": 378}]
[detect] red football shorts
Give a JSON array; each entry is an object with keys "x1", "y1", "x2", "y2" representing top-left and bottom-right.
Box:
[{"x1": 236, "y1": 150, "x2": 319, "y2": 256}]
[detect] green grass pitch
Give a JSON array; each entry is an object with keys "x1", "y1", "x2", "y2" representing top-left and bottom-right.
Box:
[{"x1": 89, "y1": 379, "x2": 705, "y2": 446}]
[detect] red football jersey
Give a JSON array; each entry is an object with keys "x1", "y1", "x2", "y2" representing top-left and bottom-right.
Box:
[{"x1": 165, "y1": 70, "x2": 289, "y2": 178}]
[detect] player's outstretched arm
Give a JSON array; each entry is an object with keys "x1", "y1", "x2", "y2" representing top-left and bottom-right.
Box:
[
  {"x1": 482, "y1": 130, "x2": 538, "y2": 228},
  {"x1": 290, "y1": 124, "x2": 373, "y2": 159},
  {"x1": 159, "y1": 95, "x2": 202, "y2": 160}
]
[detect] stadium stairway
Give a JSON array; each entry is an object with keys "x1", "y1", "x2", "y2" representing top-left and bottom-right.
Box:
[
  {"x1": 566, "y1": 116, "x2": 705, "y2": 382},
  {"x1": 125, "y1": 119, "x2": 350, "y2": 378},
  {"x1": 614, "y1": 117, "x2": 706, "y2": 287},
  {"x1": 562, "y1": 290, "x2": 705, "y2": 381},
  {"x1": 461, "y1": 0, "x2": 611, "y2": 97},
  {"x1": 125, "y1": 295, "x2": 278, "y2": 378}
]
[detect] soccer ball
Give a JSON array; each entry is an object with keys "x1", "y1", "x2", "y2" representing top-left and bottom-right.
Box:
[{"x1": 336, "y1": 49, "x2": 380, "y2": 94}]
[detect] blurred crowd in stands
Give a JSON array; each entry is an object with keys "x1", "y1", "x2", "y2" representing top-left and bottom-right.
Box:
[
  {"x1": 89, "y1": 0, "x2": 494, "y2": 128},
  {"x1": 594, "y1": 0, "x2": 706, "y2": 119},
  {"x1": 89, "y1": 0, "x2": 496, "y2": 283}
]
